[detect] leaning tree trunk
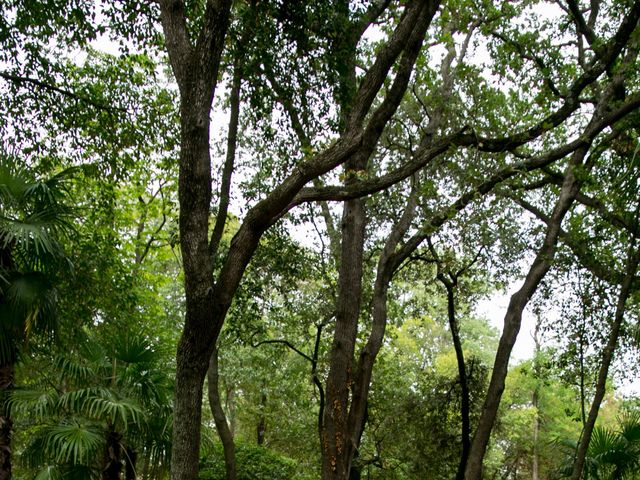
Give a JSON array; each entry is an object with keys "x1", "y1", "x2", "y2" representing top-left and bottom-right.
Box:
[
  {"x1": 208, "y1": 346, "x2": 236, "y2": 480},
  {"x1": 464, "y1": 144, "x2": 589, "y2": 479},
  {"x1": 569, "y1": 245, "x2": 640, "y2": 480}
]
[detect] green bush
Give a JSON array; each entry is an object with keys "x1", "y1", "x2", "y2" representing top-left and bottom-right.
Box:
[{"x1": 200, "y1": 442, "x2": 298, "y2": 480}]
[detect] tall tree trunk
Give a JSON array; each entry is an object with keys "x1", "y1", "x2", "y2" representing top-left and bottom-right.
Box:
[
  {"x1": 464, "y1": 144, "x2": 589, "y2": 479},
  {"x1": 320, "y1": 3, "x2": 364, "y2": 470},
  {"x1": 208, "y1": 346, "x2": 236, "y2": 480},
  {"x1": 103, "y1": 427, "x2": 123, "y2": 480},
  {"x1": 172, "y1": 330, "x2": 214, "y2": 480},
  {"x1": 256, "y1": 390, "x2": 267, "y2": 446},
  {"x1": 157, "y1": 2, "x2": 232, "y2": 479},
  {"x1": 569, "y1": 244, "x2": 640, "y2": 480},
  {"x1": 156, "y1": 2, "x2": 439, "y2": 479},
  {"x1": 0, "y1": 363, "x2": 13, "y2": 480},
  {"x1": 321, "y1": 194, "x2": 367, "y2": 480},
  {"x1": 443, "y1": 282, "x2": 471, "y2": 480},
  {"x1": 320, "y1": 4, "x2": 438, "y2": 477}
]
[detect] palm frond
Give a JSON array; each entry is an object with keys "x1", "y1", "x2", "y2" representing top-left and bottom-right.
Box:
[
  {"x1": 53, "y1": 356, "x2": 96, "y2": 385},
  {"x1": 8, "y1": 388, "x2": 60, "y2": 421},
  {"x1": 589, "y1": 426, "x2": 623, "y2": 460},
  {"x1": 58, "y1": 387, "x2": 144, "y2": 430},
  {"x1": 0, "y1": 162, "x2": 30, "y2": 210},
  {"x1": 110, "y1": 334, "x2": 157, "y2": 365},
  {"x1": 33, "y1": 465, "x2": 64, "y2": 480},
  {"x1": 43, "y1": 420, "x2": 104, "y2": 465},
  {"x1": 59, "y1": 463, "x2": 100, "y2": 480},
  {"x1": 2, "y1": 271, "x2": 59, "y2": 340},
  {"x1": 0, "y1": 217, "x2": 64, "y2": 260},
  {"x1": 58, "y1": 387, "x2": 111, "y2": 414},
  {"x1": 81, "y1": 393, "x2": 144, "y2": 430},
  {"x1": 619, "y1": 411, "x2": 640, "y2": 444}
]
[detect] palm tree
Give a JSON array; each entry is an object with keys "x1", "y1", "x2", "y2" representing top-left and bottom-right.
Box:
[
  {"x1": 0, "y1": 156, "x2": 76, "y2": 480},
  {"x1": 560, "y1": 411, "x2": 640, "y2": 480},
  {"x1": 9, "y1": 329, "x2": 173, "y2": 480}
]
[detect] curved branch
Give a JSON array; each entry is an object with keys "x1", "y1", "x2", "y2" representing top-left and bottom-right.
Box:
[
  {"x1": 0, "y1": 72, "x2": 126, "y2": 113},
  {"x1": 251, "y1": 339, "x2": 314, "y2": 364},
  {"x1": 293, "y1": 90, "x2": 640, "y2": 205}
]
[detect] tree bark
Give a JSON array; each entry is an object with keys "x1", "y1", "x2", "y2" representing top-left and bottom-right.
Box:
[
  {"x1": 157, "y1": 2, "x2": 442, "y2": 479},
  {"x1": 157, "y1": 2, "x2": 232, "y2": 479},
  {"x1": 569, "y1": 244, "x2": 640, "y2": 480},
  {"x1": 320, "y1": 4, "x2": 439, "y2": 478},
  {"x1": 321, "y1": 193, "x2": 367, "y2": 480},
  {"x1": 103, "y1": 427, "x2": 123, "y2": 480},
  {"x1": 442, "y1": 279, "x2": 471, "y2": 480},
  {"x1": 207, "y1": 346, "x2": 236, "y2": 480}
]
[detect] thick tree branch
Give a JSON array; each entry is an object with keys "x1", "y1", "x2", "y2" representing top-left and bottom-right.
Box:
[
  {"x1": 157, "y1": 0, "x2": 193, "y2": 88},
  {"x1": 507, "y1": 193, "x2": 637, "y2": 288},
  {"x1": 355, "y1": 0, "x2": 393, "y2": 38},
  {"x1": 534, "y1": 167, "x2": 640, "y2": 236},
  {"x1": 346, "y1": 1, "x2": 439, "y2": 130},
  {"x1": 292, "y1": 90, "x2": 640, "y2": 205},
  {"x1": 213, "y1": 2, "x2": 442, "y2": 323},
  {"x1": 566, "y1": 0, "x2": 599, "y2": 48},
  {"x1": 209, "y1": 6, "x2": 254, "y2": 259}
]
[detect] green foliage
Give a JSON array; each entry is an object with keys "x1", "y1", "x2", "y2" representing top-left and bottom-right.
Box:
[
  {"x1": 0, "y1": 156, "x2": 78, "y2": 365},
  {"x1": 199, "y1": 442, "x2": 298, "y2": 480},
  {"x1": 557, "y1": 410, "x2": 640, "y2": 480},
  {"x1": 10, "y1": 327, "x2": 173, "y2": 477}
]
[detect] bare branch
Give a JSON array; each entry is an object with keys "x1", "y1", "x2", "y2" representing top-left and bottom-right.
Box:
[
  {"x1": 566, "y1": 0, "x2": 598, "y2": 48},
  {"x1": 209, "y1": 6, "x2": 254, "y2": 259},
  {"x1": 251, "y1": 339, "x2": 314, "y2": 364},
  {"x1": 0, "y1": 71, "x2": 126, "y2": 113}
]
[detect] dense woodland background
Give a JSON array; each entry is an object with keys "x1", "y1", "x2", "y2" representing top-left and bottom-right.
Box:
[{"x1": 1, "y1": 1, "x2": 640, "y2": 479}]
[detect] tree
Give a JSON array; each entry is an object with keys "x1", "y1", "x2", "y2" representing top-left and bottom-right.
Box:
[
  {"x1": 0, "y1": 158, "x2": 76, "y2": 480},
  {"x1": 9, "y1": 328, "x2": 173, "y2": 480},
  {"x1": 560, "y1": 411, "x2": 640, "y2": 480},
  {"x1": 4, "y1": 1, "x2": 640, "y2": 479}
]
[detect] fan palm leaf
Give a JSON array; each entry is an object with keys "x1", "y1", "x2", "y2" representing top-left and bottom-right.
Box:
[
  {"x1": 8, "y1": 388, "x2": 60, "y2": 422},
  {"x1": 0, "y1": 159, "x2": 77, "y2": 365},
  {"x1": 44, "y1": 421, "x2": 104, "y2": 466},
  {"x1": 52, "y1": 356, "x2": 97, "y2": 385},
  {"x1": 559, "y1": 412, "x2": 640, "y2": 480}
]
